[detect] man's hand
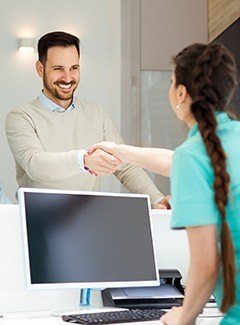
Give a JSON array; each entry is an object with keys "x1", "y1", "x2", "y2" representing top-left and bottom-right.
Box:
[
  {"x1": 154, "y1": 195, "x2": 171, "y2": 209},
  {"x1": 88, "y1": 141, "x2": 117, "y2": 157},
  {"x1": 84, "y1": 148, "x2": 121, "y2": 176}
]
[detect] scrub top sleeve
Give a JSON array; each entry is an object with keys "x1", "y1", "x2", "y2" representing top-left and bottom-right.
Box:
[{"x1": 170, "y1": 147, "x2": 219, "y2": 229}]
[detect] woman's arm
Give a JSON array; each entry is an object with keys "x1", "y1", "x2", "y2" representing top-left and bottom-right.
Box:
[
  {"x1": 181, "y1": 225, "x2": 219, "y2": 321},
  {"x1": 161, "y1": 225, "x2": 219, "y2": 324},
  {"x1": 88, "y1": 142, "x2": 173, "y2": 177}
]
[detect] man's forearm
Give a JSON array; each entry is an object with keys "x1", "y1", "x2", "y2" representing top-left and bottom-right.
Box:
[
  {"x1": 114, "y1": 162, "x2": 164, "y2": 206},
  {"x1": 23, "y1": 150, "x2": 81, "y2": 182}
]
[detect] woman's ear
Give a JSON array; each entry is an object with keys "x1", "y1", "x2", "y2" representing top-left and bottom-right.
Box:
[{"x1": 177, "y1": 84, "x2": 187, "y2": 104}]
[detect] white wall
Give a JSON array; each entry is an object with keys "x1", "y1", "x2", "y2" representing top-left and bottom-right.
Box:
[{"x1": 0, "y1": 0, "x2": 121, "y2": 202}]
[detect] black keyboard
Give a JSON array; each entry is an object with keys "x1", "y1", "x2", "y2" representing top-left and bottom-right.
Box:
[{"x1": 62, "y1": 309, "x2": 165, "y2": 324}]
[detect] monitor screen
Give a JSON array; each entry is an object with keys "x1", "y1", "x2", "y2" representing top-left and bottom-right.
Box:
[{"x1": 19, "y1": 189, "x2": 159, "y2": 290}]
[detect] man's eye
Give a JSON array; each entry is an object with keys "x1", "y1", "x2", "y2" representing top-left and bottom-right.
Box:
[
  {"x1": 71, "y1": 66, "x2": 79, "y2": 70},
  {"x1": 53, "y1": 67, "x2": 62, "y2": 71}
]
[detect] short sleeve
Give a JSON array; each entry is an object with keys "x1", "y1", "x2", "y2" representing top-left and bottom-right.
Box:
[{"x1": 170, "y1": 147, "x2": 220, "y2": 229}]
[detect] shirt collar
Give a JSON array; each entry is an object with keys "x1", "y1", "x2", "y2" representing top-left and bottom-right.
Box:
[
  {"x1": 39, "y1": 91, "x2": 76, "y2": 113},
  {"x1": 188, "y1": 112, "x2": 231, "y2": 139}
]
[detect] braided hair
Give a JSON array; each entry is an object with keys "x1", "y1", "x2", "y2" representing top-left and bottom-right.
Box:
[{"x1": 173, "y1": 43, "x2": 237, "y2": 313}]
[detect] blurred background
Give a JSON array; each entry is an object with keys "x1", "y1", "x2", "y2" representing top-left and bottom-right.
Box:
[{"x1": 0, "y1": 0, "x2": 239, "y2": 202}]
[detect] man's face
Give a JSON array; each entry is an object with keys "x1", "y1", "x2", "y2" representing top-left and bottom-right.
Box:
[{"x1": 37, "y1": 45, "x2": 80, "y2": 103}]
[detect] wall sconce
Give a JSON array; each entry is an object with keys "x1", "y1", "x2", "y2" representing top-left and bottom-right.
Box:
[{"x1": 18, "y1": 38, "x2": 35, "y2": 53}]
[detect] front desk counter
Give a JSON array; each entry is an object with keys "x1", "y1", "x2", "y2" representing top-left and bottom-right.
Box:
[
  {"x1": 0, "y1": 311, "x2": 222, "y2": 325},
  {"x1": 0, "y1": 206, "x2": 222, "y2": 324}
]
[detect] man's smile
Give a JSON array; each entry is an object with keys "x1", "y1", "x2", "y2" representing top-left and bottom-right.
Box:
[{"x1": 55, "y1": 82, "x2": 76, "y2": 91}]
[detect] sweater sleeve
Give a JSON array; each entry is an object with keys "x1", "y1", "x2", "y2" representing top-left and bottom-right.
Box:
[
  {"x1": 5, "y1": 109, "x2": 83, "y2": 183},
  {"x1": 102, "y1": 107, "x2": 165, "y2": 206}
]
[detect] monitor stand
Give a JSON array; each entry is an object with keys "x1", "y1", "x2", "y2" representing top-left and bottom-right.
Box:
[{"x1": 50, "y1": 289, "x2": 125, "y2": 317}]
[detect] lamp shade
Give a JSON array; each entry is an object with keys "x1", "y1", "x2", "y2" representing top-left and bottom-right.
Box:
[{"x1": 18, "y1": 38, "x2": 35, "y2": 52}]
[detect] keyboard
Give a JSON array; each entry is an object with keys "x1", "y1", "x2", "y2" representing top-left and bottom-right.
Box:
[{"x1": 62, "y1": 308, "x2": 165, "y2": 324}]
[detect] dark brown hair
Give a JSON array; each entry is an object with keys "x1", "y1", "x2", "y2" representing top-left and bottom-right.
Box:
[
  {"x1": 173, "y1": 43, "x2": 237, "y2": 313},
  {"x1": 38, "y1": 31, "x2": 80, "y2": 65}
]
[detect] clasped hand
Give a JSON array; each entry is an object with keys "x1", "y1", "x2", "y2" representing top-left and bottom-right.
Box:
[
  {"x1": 84, "y1": 141, "x2": 171, "y2": 210},
  {"x1": 84, "y1": 142, "x2": 121, "y2": 177}
]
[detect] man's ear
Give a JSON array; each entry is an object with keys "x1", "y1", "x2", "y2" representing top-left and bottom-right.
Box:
[
  {"x1": 36, "y1": 60, "x2": 44, "y2": 77},
  {"x1": 177, "y1": 84, "x2": 187, "y2": 104}
]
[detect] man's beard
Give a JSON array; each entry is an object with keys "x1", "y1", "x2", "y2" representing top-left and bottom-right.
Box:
[{"x1": 43, "y1": 74, "x2": 78, "y2": 101}]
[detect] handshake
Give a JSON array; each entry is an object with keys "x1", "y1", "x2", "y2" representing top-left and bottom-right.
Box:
[
  {"x1": 83, "y1": 141, "x2": 171, "y2": 210},
  {"x1": 84, "y1": 141, "x2": 121, "y2": 177}
]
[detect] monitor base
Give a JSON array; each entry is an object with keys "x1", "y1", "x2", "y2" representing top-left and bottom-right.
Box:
[{"x1": 50, "y1": 289, "x2": 126, "y2": 317}]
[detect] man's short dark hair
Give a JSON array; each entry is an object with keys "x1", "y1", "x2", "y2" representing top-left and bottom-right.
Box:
[{"x1": 38, "y1": 31, "x2": 80, "y2": 64}]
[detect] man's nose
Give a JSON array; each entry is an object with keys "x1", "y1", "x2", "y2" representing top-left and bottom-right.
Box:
[{"x1": 61, "y1": 70, "x2": 72, "y2": 83}]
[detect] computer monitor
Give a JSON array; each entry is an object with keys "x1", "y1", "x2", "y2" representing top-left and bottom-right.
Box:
[{"x1": 19, "y1": 188, "x2": 159, "y2": 291}]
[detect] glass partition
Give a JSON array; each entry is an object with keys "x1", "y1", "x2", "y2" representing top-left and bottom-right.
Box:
[{"x1": 141, "y1": 71, "x2": 188, "y2": 195}]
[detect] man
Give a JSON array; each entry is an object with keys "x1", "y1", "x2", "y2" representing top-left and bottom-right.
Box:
[{"x1": 6, "y1": 31, "x2": 168, "y2": 208}]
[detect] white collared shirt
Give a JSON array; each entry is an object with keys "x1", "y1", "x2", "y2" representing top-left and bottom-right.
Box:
[{"x1": 38, "y1": 91, "x2": 76, "y2": 112}]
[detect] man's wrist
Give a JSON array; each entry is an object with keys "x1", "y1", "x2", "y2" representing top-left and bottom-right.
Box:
[
  {"x1": 77, "y1": 149, "x2": 89, "y2": 173},
  {"x1": 152, "y1": 194, "x2": 165, "y2": 206},
  {"x1": 81, "y1": 149, "x2": 97, "y2": 176},
  {"x1": 154, "y1": 196, "x2": 165, "y2": 205}
]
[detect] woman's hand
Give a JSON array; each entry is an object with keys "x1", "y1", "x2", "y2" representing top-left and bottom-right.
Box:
[
  {"x1": 161, "y1": 307, "x2": 185, "y2": 325},
  {"x1": 88, "y1": 141, "x2": 118, "y2": 157},
  {"x1": 89, "y1": 142, "x2": 173, "y2": 177}
]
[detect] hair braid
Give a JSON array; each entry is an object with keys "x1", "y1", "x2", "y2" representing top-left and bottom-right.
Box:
[{"x1": 190, "y1": 44, "x2": 235, "y2": 312}]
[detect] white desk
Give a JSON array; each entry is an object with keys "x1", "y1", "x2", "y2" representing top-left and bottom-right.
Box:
[
  {"x1": 0, "y1": 310, "x2": 222, "y2": 324},
  {"x1": 0, "y1": 206, "x2": 222, "y2": 324}
]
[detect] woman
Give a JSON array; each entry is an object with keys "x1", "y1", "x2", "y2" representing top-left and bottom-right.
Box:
[{"x1": 89, "y1": 43, "x2": 239, "y2": 324}]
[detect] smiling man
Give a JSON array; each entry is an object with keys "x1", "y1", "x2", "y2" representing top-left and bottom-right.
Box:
[{"x1": 5, "y1": 31, "x2": 167, "y2": 207}]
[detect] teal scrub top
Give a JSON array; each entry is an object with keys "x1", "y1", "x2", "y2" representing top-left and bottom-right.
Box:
[{"x1": 170, "y1": 113, "x2": 240, "y2": 324}]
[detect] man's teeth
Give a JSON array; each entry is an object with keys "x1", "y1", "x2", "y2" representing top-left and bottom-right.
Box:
[{"x1": 58, "y1": 83, "x2": 71, "y2": 89}]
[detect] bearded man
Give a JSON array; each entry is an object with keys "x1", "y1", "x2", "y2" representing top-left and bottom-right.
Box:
[{"x1": 6, "y1": 31, "x2": 169, "y2": 208}]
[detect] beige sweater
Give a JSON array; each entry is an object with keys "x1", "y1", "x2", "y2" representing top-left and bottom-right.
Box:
[{"x1": 5, "y1": 98, "x2": 163, "y2": 205}]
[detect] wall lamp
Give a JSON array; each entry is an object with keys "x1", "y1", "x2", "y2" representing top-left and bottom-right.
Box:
[{"x1": 18, "y1": 38, "x2": 35, "y2": 53}]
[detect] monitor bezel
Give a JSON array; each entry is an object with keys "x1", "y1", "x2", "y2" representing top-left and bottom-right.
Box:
[{"x1": 19, "y1": 187, "x2": 159, "y2": 290}]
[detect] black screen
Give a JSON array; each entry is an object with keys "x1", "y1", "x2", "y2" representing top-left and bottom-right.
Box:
[{"x1": 23, "y1": 192, "x2": 157, "y2": 285}]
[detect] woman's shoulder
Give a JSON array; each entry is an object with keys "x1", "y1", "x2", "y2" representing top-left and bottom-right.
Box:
[
  {"x1": 175, "y1": 133, "x2": 206, "y2": 159},
  {"x1": 173, "y1": 134, "x2": 212, "y2": 178}
]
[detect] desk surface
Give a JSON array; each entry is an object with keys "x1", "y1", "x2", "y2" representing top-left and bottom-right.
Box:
[
  {"x1": 0, "y1": 317, "x2": 222, "y2": 325},
  {"x1": 0, "y1": 309, "x2": 222, "y2": 325}
]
